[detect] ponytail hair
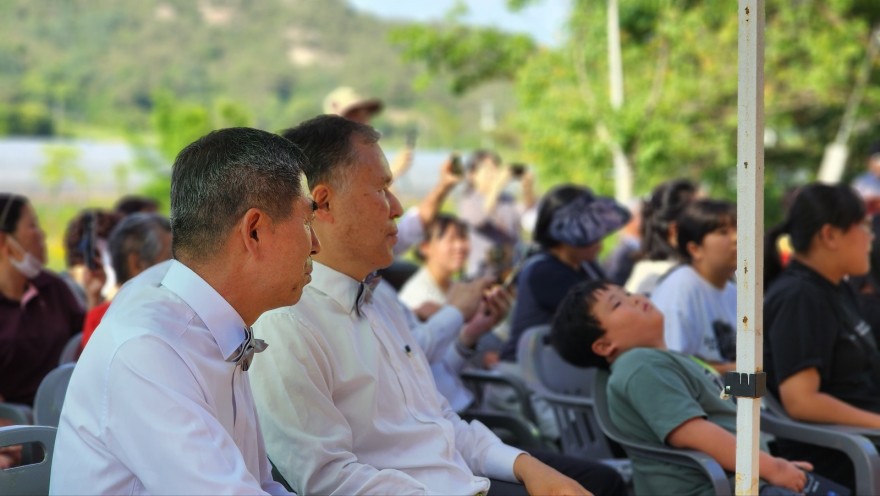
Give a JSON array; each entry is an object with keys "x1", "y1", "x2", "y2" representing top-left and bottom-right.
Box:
[{"x1": 640, "y1": 179, "x2": 698, "y2": 261}]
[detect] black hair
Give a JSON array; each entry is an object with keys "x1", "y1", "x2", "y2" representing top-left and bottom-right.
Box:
[
  {"x1": 465, "y1": 149, "x2": 501, "y2": 173},
  {"x1": 414, "y1": 213, "x2": 468, "y2": 262},
  {"x1": 550, "y1": 279, "x2": 612, "y2": 369},
  {"x1": 675, "y1": 199, "x2": 736, "y2": 263},
  {"x1": 0, "y1": 194, "x2": 27, "y2": 234},
  {"x1": 784, "y1": 183, "x2": 865, "y2": 253},
  {"x1": 63, "y1": 209, "x2": 123, "y2": 267},
  {"x1": 533, "y1": 184, "x2": 593, "y2": 250},
  {"x1": 170, "y1": 127, "x2": 307, "y2": 262},
  {"x1": 280, "y1": 114, "x2": 380, "y2": 191},
  {"x1": 640, "y1": 179, "x2": 698, "y2": 261}
]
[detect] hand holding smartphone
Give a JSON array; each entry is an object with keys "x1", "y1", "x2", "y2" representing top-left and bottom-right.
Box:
[{"x1": 450, "y1": 154, "x2": 463, "y2": 176}]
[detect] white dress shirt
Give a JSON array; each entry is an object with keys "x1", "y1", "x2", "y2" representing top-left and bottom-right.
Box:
[
  {"x1": 250, "y1": 262, "x2": 523, "y2": 495},
  {"x1": 389, "y1": 275, "x2": 476, "y2": 412},
  {"x1": 50, "y1": 260, "x2": 290, "y2": 496}
]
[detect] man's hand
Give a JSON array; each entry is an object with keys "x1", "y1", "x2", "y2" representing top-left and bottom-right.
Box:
[
  {"x1": 513, "y1": 453, "x2": 593, "y2": 496},
  {"x1": 764, "y1": 457, "x2": 812, "y2": 493},
  {"x1": 446, "y1": 277, "x2": 494, "y2": 322}
]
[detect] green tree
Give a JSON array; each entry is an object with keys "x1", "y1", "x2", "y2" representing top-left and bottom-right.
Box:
[
  {"x1": 132, "y1": 91, "x2": 253, "y2": 202},
  {"x1": 392, "y1": 0, "x2": 880, "y2": 223}
]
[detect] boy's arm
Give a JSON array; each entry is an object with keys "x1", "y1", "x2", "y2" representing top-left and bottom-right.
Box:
[
  {"x1": 666, "y1": 417, "x2": 810, "y2": 492},
  {"x1": 779, "y1": 367, "x2": 880, "y2": 428}
]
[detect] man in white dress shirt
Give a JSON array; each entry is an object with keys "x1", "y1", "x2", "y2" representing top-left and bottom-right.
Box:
[
  {"x1": 251, "y1": 115, "x2": 624, "y2": 495},
  {"x1": 50, "y1": 127, "x2": 319, "y2": 495}
]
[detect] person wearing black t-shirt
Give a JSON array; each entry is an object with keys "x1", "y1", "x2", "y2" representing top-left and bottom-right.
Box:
[{"x1": 764, "y1": 182, "x2": 880, "y2": 491}]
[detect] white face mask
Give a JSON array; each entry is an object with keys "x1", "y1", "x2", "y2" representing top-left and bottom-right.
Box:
[{"x1": 6, "y1": 235, "x2": 42, "y2": 279}]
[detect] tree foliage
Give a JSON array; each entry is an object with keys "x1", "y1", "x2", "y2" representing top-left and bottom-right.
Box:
[{"x1": 391, "y1": 0, "x2": 880, "y2": 223}]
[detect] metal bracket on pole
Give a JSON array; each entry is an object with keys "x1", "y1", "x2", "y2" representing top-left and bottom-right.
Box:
[{"x1": 724, "y1": 371, "x2": 766, "y2": 399}]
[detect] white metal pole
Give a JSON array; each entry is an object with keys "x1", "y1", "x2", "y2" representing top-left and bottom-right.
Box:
[
  {"x1": 607, "y1": 0, "x2": 633, "y2": 203},
  {"x1": 735, "y1": 0, "x2": 764, "y2": 494}
]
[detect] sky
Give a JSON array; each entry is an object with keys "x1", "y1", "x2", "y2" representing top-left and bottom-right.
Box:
[{"x1": 347, "y1": 0, "x2": 572, "y2": 47}]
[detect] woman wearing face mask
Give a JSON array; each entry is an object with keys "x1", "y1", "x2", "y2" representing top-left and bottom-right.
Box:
[{"x1": 0, "y1": 193, "x2": 87, "y2": 406}]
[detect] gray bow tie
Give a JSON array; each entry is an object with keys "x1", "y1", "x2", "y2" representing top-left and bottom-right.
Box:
[
  {"x1": 355, "y1": 272, "x2": 382, "y2": 317},
  {"x1": 227, "y1": 326, "x2": 268, "y2": 371}
]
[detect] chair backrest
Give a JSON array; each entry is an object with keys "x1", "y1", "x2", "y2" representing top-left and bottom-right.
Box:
[
  {"x1": 517, "y1": 325, "x2": 594, "y2": 396},
  {"x1": 592, "y1": 369, "x2": 731, "y2": 495},
  {"x1": 33, "y1": 364, "x2": 75, "y2": 427},
  {"x1": 0, "y1": 404, "x2": 32, "y2": 427},
  {"x1": 0, "y1": 425, "x2": 57, "y2": 496},
  {"x1": 58, "y1": 332, "x2": 83, "y2": 366}
]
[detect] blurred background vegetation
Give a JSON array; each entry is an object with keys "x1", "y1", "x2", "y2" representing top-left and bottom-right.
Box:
[{"x1": 1, "y1": 0, "x2": 880, "y2": 268}]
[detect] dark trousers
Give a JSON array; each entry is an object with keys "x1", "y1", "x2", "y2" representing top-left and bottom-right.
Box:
[{"x1": 488, "y1": 450, "x2": 627, "y2": 496}]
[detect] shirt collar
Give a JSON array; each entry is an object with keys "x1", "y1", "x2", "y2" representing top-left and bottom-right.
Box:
[
  {"x1": 160, "y1": 260, "x2": 247, "y2": 360},
  {"x1": 309, "y1": 262, "x2": 362, "y2": 315}
]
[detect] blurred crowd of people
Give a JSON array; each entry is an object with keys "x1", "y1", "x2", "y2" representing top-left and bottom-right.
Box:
[{"x1": 2, "y1": 86, "x2": 880, "y2": 496}]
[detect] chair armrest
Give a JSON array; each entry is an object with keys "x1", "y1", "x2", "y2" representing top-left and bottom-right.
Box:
[
  {"x1": 541, "y1": 389, "x2": 731, "y2": 496},
  {"x1": 460, "y1": 408, "x2": 548, "y2": 451},
  {"x1": 461, "y1": 368, "x2": 538, "y2": 424},
  {"x1": 761, "y1": 411, "x2": 880, "y2": 495}
]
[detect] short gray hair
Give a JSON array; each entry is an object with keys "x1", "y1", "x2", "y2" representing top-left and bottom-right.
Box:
[
  {"x1": 170, "y1": 127, "x2": 307, "y2": 262},
  {"x1": 109, "y1": 213, "x2": 172, "y2": 284}
]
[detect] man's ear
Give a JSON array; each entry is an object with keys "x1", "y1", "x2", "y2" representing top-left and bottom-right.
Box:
[
  {"x1": 591, "y1": 336, "x2": 616, "y2": 360},
  {"x1": 311, "y1": 184, "x2": 333, "y2": 222},
  {"x1": 239, "y1": 207, "x2": 265, "y2": 256}
]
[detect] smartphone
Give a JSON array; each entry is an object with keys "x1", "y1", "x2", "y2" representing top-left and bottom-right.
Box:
[
  {"x1": 510, "y1": 163, "x2": 527, "y2": 179},
  {"x1": 500, "y1": 261, "x2": 523, "y2": 291},
  {"x1": 405, "y1": 128, "x2": 418, "y2": 149},
  {"x1": 81, "y1": 212, "x2": 98, "y2": 270},
  {"x1": 450, "y1": 154, "x2": 463, "y2": 176}
]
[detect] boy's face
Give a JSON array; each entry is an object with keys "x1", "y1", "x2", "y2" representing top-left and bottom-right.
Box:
[{"x1": 590, "y1": 285, "x2": 665, "y2": 361}]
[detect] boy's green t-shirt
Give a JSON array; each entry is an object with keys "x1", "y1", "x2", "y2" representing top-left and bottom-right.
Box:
[{"x1": 608, "y1": 347, "x2": 740, "y2": 496}]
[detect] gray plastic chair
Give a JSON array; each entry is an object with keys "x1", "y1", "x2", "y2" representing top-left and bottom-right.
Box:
[
  {"x1": 33, "y1": 364, "x2": 75, "y2": 427},
  {"x1": 517, "y1": 325, "x2": 593, "y2": 396},
  {"x1": 520, "y1": 326, "x2": 632, "y2": 480},
  {"x1": 460, "y1": 368, "x2": 539, "y2": 426},
  {"x1": 761, "y1": 394, "x2": 880, "y2": 495},
  {"x1": 58, "y1": 332, "x2": 82, "y2": 366},
  {"x1": 591, "y1": 369, "x2": 731, "y2": 495},
  {"x1": 0, "y1": 404, "x2": 32, "y2": 426},
  {"x1": 0, "y1": 425, "x2": 57, "y2": 496}
]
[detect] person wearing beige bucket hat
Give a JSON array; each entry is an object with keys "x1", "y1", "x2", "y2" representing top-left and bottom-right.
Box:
[{"x1": 323, "y1": 86, "x2": 384, "y2": 124}]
